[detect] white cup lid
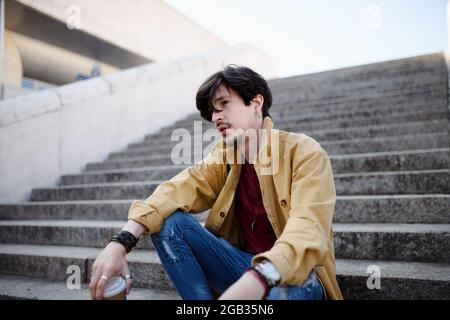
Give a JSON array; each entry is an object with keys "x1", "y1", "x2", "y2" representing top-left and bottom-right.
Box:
[{"x1": 103, "y1": 276, "x2": 126, "y2": 298}]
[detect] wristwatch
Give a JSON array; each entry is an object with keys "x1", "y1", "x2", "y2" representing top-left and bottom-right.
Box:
[{"x1": 254, "y1": 260, "x2": 281, "y2": 288}]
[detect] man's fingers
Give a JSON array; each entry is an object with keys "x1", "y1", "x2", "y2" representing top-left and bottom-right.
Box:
[
  {"x1": 95, "y1": 274, "x2": 109, "y2": 300},
  {"x1": 89, "y1": 273, "x2": 99, "y2": 300},
  {"x1": 125, "y1": 277, "x2": 133, "y2": 295},
  {"x1": 89, "y1": 263, "x2": 100, "y2": 299},
  {"x1": 123, "y1": 266, "x2": 132, "y2": 295}
]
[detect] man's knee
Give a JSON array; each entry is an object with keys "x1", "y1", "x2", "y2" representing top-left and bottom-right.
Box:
[{"x1": 152, "y1": 210, "x2": 195, "y2": 237}]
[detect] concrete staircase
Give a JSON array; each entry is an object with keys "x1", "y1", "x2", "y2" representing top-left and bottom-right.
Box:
[{"x1": 0, "y1": 53, "x2": 449, "y2": 300}]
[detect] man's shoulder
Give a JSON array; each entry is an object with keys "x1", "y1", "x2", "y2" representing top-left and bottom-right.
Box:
[{"x1": 278, "y1": 129, "x2": 324, "y2": 156}]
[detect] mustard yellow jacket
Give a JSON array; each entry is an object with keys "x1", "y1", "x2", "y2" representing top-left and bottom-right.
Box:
[{"x1": 128, "y1": 117, "x2": 343, "y2": 300}]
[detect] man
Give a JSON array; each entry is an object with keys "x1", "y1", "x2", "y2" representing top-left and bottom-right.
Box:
[{"x1": 89, "y1": 65, "x2": 343, "y2": 300}]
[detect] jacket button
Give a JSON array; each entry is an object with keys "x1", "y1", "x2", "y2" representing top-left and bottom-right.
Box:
[
  {"x1": 280, "y1": 200, "x2": 287, "y2": 207},
  {"x1": 219, "y1": 212, "x2": 225, "y2": 218}
]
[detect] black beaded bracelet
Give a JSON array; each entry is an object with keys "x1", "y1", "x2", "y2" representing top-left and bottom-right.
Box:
[{"x1": 110, "y1": 230, "x2": 139, "y2": 253}]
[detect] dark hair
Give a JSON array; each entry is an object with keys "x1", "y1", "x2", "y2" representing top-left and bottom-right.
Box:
[{"x1": 196, "y1": 65, "x2": 272, "y2": 122}]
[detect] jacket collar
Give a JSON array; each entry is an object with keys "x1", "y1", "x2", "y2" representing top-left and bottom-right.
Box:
[{"x1": 222, "y1": 116, "x2": 274, "y2": 170}]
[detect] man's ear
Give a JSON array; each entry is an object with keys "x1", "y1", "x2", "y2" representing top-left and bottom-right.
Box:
[{"x1": 251, "y1": 94, "x2": 264, "y2": 112}]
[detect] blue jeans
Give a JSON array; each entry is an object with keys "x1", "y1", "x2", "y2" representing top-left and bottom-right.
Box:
[{"x1": 150, "y1": 210, "x2": 325, "y2": 300}]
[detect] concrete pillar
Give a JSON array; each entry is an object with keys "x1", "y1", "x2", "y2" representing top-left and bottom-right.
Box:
[
  {"x1": 447, "y1": 1, "x2": 450, "y2": 130},
  {"x1": 3, "y1": 31, "x2": 23, "y2": 86},
  {"x1": 0, "y1": 0, "x2": 5, "y2": 100}
]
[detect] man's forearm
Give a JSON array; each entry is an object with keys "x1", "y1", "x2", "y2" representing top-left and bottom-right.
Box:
[{"x1": 122, "y1": 219, "x2": 148, "y2": 238}]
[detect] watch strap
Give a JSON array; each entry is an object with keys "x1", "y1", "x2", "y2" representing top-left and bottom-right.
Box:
[{"x1": 246, "y1": 266, "x2": 269, "y2": 299}]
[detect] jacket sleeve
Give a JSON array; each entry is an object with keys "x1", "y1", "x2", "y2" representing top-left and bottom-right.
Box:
[
  {"x1": 251, "y1": 145, "x2": 336, "y2": 286},
  {"x1": 127, "y1": 153, "x2": 224, "y2": 235}
]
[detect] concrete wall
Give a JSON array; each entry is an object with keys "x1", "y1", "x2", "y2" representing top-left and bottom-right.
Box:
[
  {"x1": 15, "y1": 0, "x2": 226, "y2": 61},
  {"x1": 0, "y1": 43, "x2": 274, "y2": 202}
]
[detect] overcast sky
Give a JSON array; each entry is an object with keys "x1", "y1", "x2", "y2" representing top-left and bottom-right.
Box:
[{"x1": 164, "y1": 0, "x2": 447, "y2": 78}]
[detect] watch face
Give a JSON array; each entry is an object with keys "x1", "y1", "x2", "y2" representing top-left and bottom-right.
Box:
[{"x1": 262, "y1": 262, "x2": 281, "y2": 281}]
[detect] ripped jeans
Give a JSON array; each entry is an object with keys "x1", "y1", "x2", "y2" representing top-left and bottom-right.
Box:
[{"x1": 150, "y1": 210, "x2": 324, "y2": 300}]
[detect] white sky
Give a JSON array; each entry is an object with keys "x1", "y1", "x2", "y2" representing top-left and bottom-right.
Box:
[{"x1": 164, "y1": 0, "x2": 447, "y2": 78}]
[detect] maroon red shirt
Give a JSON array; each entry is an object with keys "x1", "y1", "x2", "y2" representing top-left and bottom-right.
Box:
[{"x1": 234, "y1": 162, "x2": 277, "y2": 254}]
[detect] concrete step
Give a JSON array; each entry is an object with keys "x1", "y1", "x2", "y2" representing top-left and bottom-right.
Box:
[
  {"x1": 151, "y1": 111, "x2": 450, "y2": 145},
  {"x1": 269, "y1": 53, "x2": 446, "y2": 90},
  {"x1": 330, "y1": 148, "x2": 449, "y2": 173},
  {"x1": 336, "y1": 258, "x2": 450, "y2": 299},
  {"x1": 272, "y1": 101, "x2": 447, "y2": 125},
  {"x1": 1, "y1": 195, "x2": 448, "y2": 223},
  {"x1": 282, "y1": 119, "x2": 449, "y2": 142},
  {"x1": 270, "y1": 72, "x2": 447, "y2": 103},
  {"x1": 172, "y1": 92, "x2": 447, "y2": 129},
  {"x1": 0, "y1": 274, "x2": 180, "y2": 300},
  {"x1": 135, "y1": 119, "x2": 449, "y2": 150},
  {"x1": 334, "y1": 195, "x2": 450, "y2": 224},
  {"x1": 1, "y1": 221, "x2": 449, "y2": 263},
  {"x1": 105, "y1": 145, "x2": 450, "y2": 175},
  {"x1": 32, "y1": 169, "x2": 450, "y2": 201},
  {"x1": 65, "y1": 165, "x2": 188, "y2": 185},
  {"x1": 155, "y1": 107, "x2": 448, "y2": 138},
  {"x1": 179, "y1": 84, "x2": 447, "y2": 124},
  {"x1": 270, "y1": 85, "x2": 447, "y2": 113},
  {"x1": 0, "y1": 219, "x2": 155, "y2": 250},
  {"x1": 69, "y1": 149, "x2": 450, "y2": 185},
  {"x1": 322, "y1": 133, "x2": 449, "y2": 155},
  {"x1": 334, "y1": 169, "x2": 450, "y2": 195},
  {"x1": 269, "y1": 69, "x2": 446, "y2": 99},
  {"x1": 92, "y1": 133, "x2": 450, "y2": 170},
  {"x1": 0, "y1": 200, "x2": 208, "y2": 222},
  {"x1": 272, "y1": 108, "x2": 448, "y2": 128},
  {"x1": 29, "y1": 181, "x2": 161, "y2": 201},
  {"x1": 0, "y1": 244, "x2": 448, "y2": 299},
  {"x1": 332, "y1": 223, "x2": 450, "y2": 262},
  {"x1": 0, "y1": 200, "x2": 134, "y2": 220},
  {"x1": 0, "y1": 244, "x2": 176, "y2": 292},
  {"x1": 270, "y1": 62, "x2": 447, "y2": 89},
  {"x1": 272, "y1": 79, "x2": 447, "y2": 104}
]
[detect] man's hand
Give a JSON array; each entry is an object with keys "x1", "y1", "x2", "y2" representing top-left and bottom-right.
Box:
[
  {"x1": 88, "y1": 241, "x2": 131, "y2": 300},
  {"x1": 89, "y1": 220, "x2": 146, "y2": 300},
  {"x1": 218, "y1": 270, "x2": 267, "y2": 300}
]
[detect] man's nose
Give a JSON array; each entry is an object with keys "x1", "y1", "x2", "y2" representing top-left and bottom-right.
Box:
[{"x1": 212, "y1": 111, "x2": 223, "y2": 125}]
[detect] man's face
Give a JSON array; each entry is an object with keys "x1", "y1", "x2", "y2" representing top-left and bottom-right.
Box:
[{"x1": 210, "y1": 85, "x2": 263, "y2": 145}]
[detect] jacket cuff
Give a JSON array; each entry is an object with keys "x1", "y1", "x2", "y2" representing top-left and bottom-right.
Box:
[{"x1": 127, "y1": 200, "x2": 163, "y2": 236}]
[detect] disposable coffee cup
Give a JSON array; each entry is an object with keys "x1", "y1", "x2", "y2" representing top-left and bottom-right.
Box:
[{"x1": 103, "y1": 276, "x2": 127, "y2": 300}]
